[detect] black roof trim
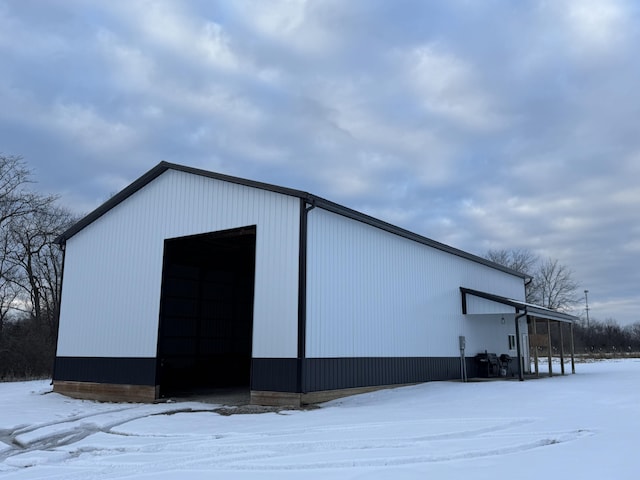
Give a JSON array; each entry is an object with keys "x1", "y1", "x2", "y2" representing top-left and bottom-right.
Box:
[
  {"x1": 54, "y1": 161, "x2": 312, "y2": 244},
  {"x1": 56, "y1": 161, "x2": 527, "y2": 279},
  {"x1": 460, "y1": 287, "x2": 578, "y2": 323}
]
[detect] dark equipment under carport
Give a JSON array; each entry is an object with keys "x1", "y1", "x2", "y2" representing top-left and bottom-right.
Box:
[
  {"x1": 475, "y1": 352, "x2": 514, "y2": 378},
  {"x1": 499, "y1": 354, "x2": 513, "y2": 376},
  {"x1": 476, "y1": 352, "x2": 499, "y2": 377}
]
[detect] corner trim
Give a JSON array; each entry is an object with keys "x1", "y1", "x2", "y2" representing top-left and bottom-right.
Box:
[{"x1": 297, "y1": 199, "x2": 315, "y2": 393}]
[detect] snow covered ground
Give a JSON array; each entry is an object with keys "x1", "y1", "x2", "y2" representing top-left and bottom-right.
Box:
[{"x1": 1, "y1": 359, "x2": 638, "y2": 479}]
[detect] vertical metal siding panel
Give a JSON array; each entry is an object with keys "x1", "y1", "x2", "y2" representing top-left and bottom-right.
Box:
[
  {"x1": 306, "y1": 207, "x2": 525, "y2": 359},
  {"x1": 57, "y1": 170, "x2": 300, "y2": 359},
  {"x1": 252, "y1": 190, "x2": 300, "y2": 358}
]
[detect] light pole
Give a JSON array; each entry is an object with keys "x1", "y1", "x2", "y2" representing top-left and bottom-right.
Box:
[{"x1": 584, "y1": 289, "x2": 590, "y2": 329}]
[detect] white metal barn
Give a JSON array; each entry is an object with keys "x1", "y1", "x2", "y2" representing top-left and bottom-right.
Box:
[{"x1": 53, "y1": 162, "x2": 577, "y2": 405}]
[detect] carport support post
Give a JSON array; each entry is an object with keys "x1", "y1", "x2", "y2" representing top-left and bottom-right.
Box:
[
  {"x1": 546, "y1": 319, "x2": 553, "y2": 377},
  {"x1": 558, "y1": 321, "x2": 565, "y2": 375},
  {"x1": 570, "y1": 322, "x2": 576, "y2": 374},
  {"x1": 532, "y1": 317, "x2": 539, "y2": 377},
  {"x1": 515, "y1": 311, "x2": 526, "y2": 381}
]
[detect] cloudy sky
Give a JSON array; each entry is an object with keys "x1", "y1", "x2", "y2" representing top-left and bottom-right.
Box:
[{"x1": 1, "y1": 0, "x2": 638, "y2": 325}]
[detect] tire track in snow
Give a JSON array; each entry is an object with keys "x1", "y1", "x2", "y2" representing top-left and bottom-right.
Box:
[
  {"x1": 1, "y1": 409, "x2": 593, "y2": 476},
  {"x1": 6, "y1": 406, "x2": 136, "y2": 438},
  {"x1": 214, "y1": 429, "x2": 594, "y2": 470},
  {"x1": 0, "y1": 405, "x2": 217, "y2": 463},
  {"x1": 71, "y1": 428, "x2": 592, "y2": 476},
  {"x1": 19, "y1": 416, "x2": 592, "y2": 478}
]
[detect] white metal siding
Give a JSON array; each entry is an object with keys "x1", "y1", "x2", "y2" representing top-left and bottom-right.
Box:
[
  {"x1": 57, "y1": 169, "x2": 300, "y2": 359},
  {"x1": 465, "y1": 295, "x2": 516, "y2": 315},
  {"x1": 462, "y1": 313, "x2": 527, "y2": 356},
  {"x1": 306, "y1": 208, "x2": 524, "y2": 358}
]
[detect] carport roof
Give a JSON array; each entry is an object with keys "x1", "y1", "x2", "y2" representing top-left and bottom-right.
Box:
[
  {"x1": 460, "y1": 287, "x2": 579, "y2": 323},
  {"x1": 56, "y1": 161, "x2": 527, "y2": 279}
]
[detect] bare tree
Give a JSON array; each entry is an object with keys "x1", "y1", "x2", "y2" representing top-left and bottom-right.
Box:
[
  {"x1": 0, "y1": 154, "x2": 73, "y2": 378},
  {"x1": 0, "y1": 156, "x2": 57, "y2": 297},
  {"x1": 485, "y1": 248, "x2": 539, "y2": 274},
  {"x1": 529, "y1": 257, "x2": 580, "y2": 311},
  {"x1": 484, "y1": 248, "x2": 580, "y2": 311},
  {"x1": 0, "y1": 154, "x2": 56, "y2": 337},
  {"x1": 485, "y1": 248, "x2": 539, "y2": 302},
  {"x1": 0, "y1": 241, "x2": 20, "y2": 340},
  {"x1": 10, "y1": 204, "x2": 74, "y2": 340},
  {"x1": 0, "y1": 155, "x2": 53, "y2": 227}
]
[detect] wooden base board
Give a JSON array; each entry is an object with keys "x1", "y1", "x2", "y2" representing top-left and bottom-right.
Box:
[
  {"x1": 54, "y1": 381, "x2": 416, "y2": 406},
  {"x1": 252, "y1": 383, "x2": 417, "y2": 407},
  {"x1": 301, "y1": 383, "x2": 417, "y2": 404},
  {"x1": 53, "y1": 381, "x2": 158, "y2": 403},
  {"x1": 250, "y1": 390, "x2": 302, "y2": 407}
]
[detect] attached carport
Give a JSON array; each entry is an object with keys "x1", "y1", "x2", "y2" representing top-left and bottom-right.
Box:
[{"x1": 460, "y1": 287, "x2": 579, "y2": 381}]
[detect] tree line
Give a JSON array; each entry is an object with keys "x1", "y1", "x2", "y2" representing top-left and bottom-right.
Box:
[
  {"x1": 485, "y1": 248, "x2": 640, "y2": 354},
  {"x1": 0, "y1": 155, "x2": 75, "y2": 379}
]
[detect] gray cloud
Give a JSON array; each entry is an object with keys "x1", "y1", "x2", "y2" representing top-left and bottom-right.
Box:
[{"x1": 0, "y1": 0, "x2": 638, "y2": 324}]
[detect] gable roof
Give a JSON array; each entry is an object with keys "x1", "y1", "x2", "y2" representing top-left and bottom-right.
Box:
[{"x1": 57, "y1": 161, "x2": 528, "y2": 280}]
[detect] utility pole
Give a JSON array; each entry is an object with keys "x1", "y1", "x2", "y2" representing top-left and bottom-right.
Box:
[{"x1": 584, "y1": 290, "x2": 590, "y2": 329}]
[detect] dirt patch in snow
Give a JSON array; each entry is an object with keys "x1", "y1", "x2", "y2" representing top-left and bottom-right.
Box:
[{"x1": 213, "y1": 404, "x2": 319, "y2": 416}]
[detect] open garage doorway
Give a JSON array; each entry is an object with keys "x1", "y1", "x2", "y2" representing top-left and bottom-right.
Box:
[{"x1": 157, "y1": 226, "x2": 256, "y2": 397}]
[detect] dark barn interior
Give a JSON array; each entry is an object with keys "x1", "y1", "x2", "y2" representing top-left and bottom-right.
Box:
[{"x1": 157, "y1": 226, "x2": 256, "y2": 397}]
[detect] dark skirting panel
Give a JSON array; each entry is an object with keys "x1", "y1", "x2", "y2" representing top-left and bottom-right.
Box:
[
  {"x1": 54, "y1": 355, "x2": 492, "y2": 394},
  {"x1": 251, "y1": 357, "x2": 468, "y2": 393},
  {"x1": 54, "y1": 357, "x2": 157, "y2": 386},
  {"x1": 303, "y1": 357, "x2": 465, "y2": 393},
  {"x1": 250, "y1": 358, "x2": 299, "y2": 392}
]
